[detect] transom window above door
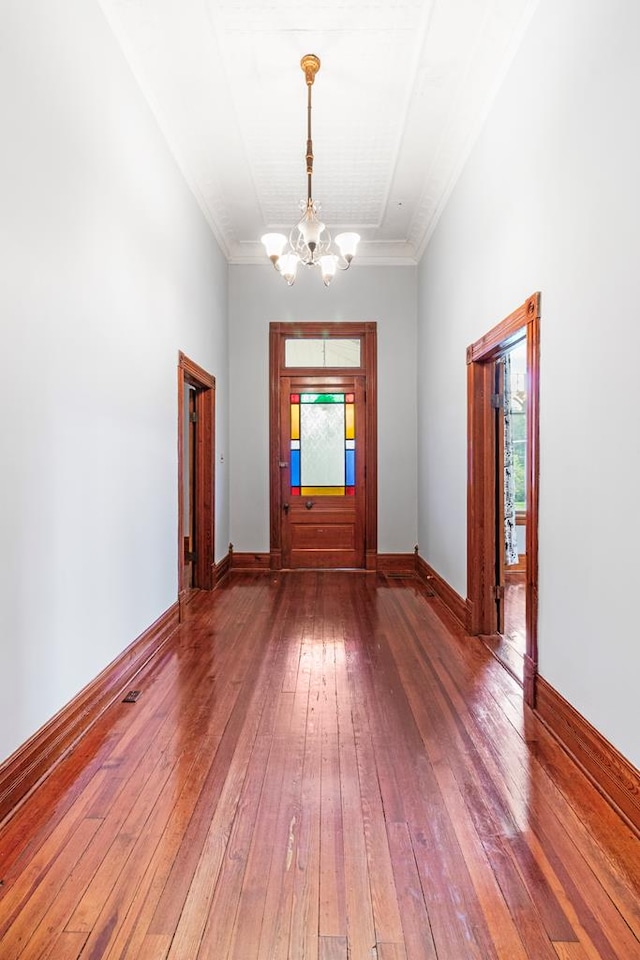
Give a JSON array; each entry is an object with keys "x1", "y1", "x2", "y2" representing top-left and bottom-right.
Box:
[{"x1": 284, "y1": 338, "x2": 361, "y2": 368}]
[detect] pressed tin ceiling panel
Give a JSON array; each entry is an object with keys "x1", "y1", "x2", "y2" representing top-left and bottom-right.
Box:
[{"x1": 97, "y1": 0, "x2": 539, "y2": 263}]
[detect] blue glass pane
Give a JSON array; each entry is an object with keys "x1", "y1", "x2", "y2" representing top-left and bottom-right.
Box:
[
  {"x1": 290, "y1": 448, "x2": 300, "y2": 487},
  {"x1": 345, "y1": 448, "x2": 355, "y2": 486}
]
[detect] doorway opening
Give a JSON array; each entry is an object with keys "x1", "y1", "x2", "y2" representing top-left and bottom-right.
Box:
[
  {"x1": 467, "y1": 293, "x2": 540, "y2": 706},
  {"x1": 269, "y1": 322, "x2": 377, "y2": 570},
  {"x1": 492, "y1": 339, "x2": 527, "y2": 679},
  {"x1": 178, "y1": 352, "x2": 215, "y2": 617}
]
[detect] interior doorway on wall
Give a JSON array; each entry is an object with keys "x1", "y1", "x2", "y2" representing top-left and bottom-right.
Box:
[
  {"x1": 178, "y1": 352, "x2": 215, "y2": 617},
  {"x1": 269, "y1": 322, "x2": 378, "y2": 570},
  {"x1": 184, "y1": 383, "x2": 197, "y2": 589},
  {"x1": 467, "y1": 293, "x2": 540, "y2": 706}
]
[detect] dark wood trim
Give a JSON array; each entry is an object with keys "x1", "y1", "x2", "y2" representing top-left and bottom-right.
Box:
[
  {"x1": 377, "y1": 553, "x2": 417, "y2": 576},
  {"x1": 536, "y1": 676, "x2": 640, "y2": 837},
  {"x1": 269, "y1": 327, "x2": 282, "y2": 570},
  {"x1": 269, "y1": 322, "x2": 377, "y2": 570},
  {"x1": 525, "y1": 298, "x2": 540, "y2": 679},
  {"x1": 466, "y1": 355, "x2": 496, "y2": 636},
  {"x1": 213, "y1": 552, "x2": 231, "y2": 586},
  {"x1": 0, "y1": 603, "x2": 179, "y2": 826},
  {"x1": 231, "y1": 552, "x2": 271, "y2": 571},
  {"x1": 178, "y1": 353, "x2": 215, "y2": 389},
  {"x1": 466, "y1": 293, "x2": 540, "y2": 706},
  {"x1": 363, "y1": 323, "x2": 378, "y2": 562},
  {"x1": 416, "y1": 555, "x2": 467, "y2": 628},
  {"x1": 466, "y1": 303, "x2": 531, "y2": 363},
  {"x1": 178, "y1": 352, "x2": 215, "y2": 609},
  {"x1": 523, "y1": 654, "x2": 536, "y2": 706}
]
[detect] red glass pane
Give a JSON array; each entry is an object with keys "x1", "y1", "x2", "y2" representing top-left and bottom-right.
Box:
[
  {"x1": 346, "y1": 486, "x2": 355, "y2": 496},
  {"x1": 290, "y1": 393, "x2": 300, "y2": 402},
  {"x1": 291, "y1": 487, "x2": 301, "y2": 496},
  {"x1": 345, "y1": 393, "x2": 355, "y2": 403}
]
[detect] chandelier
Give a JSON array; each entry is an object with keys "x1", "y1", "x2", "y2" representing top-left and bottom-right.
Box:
[{"x1": 260, "y1": 54, "x2": 360, "y2": 287}]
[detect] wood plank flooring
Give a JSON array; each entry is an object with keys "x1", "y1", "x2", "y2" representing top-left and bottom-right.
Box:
[
  {"x1": 483, "y1": 576, "x2": 526, "y2": 684},
  {"x1": 0, "y1": 571, "x2": 638, "y2": 959}
]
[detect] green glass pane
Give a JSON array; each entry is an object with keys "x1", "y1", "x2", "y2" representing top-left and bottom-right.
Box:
[{"x1": 300, "y1": 393, "x2": 345, "y2": 404}]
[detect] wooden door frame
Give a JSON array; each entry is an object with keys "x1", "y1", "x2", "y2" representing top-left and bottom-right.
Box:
[
  {"x1": 178, "y1": 352, "x2": 215, "y2": 615},
  {"x1": 466, "y1": 292, "x2": 540, "y2": 706},
  {"x1": 269, "y1": 322, "x2": 377, "y2": 570}
]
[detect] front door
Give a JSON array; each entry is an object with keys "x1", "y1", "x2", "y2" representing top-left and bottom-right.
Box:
[
  {"x1": 269, "y1": 322, "x2": 377, "y2": 571},
  {"x1": 280, "y1": 376, "x2": 365, "y2": 568}
]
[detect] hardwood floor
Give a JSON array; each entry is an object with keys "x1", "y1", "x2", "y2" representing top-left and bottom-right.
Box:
[
  {"x1": 0, "y1": 571, "x2": 638, "y2": 959},
  {"x1": 484, "y1": 575, "x2": 526, "y2": 683}
]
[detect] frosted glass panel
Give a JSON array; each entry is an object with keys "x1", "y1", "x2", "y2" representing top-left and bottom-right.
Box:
[
  {"x1": 285, "y1": 338, "x2": 361, "y2": 367},
  {"x1": 300, "y1": 403, "x2": 345, "y2": 486}
]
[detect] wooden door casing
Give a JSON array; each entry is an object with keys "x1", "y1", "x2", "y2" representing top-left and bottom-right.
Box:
[
  {"x1": 177, "y1": 352, "x2": 215, "y2": 615},
  {"x1": 466, "y1": 293, "x2": 540, "y2": 706},
  {"x1": 270, "y1": 322, "x2": 377, "y2": 571},
  {"x1": 495, "y1": 358, "x2": 506, "y2": 635}
]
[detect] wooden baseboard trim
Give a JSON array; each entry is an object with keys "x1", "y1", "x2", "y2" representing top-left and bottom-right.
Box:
[
  {"x1": 523, "y1": 653, "x2": 536, "y2": 707},
  {"x1": 213, "y1": 552, "x2": 231, "y2": 586},
  {"x1": 377, "y1": 553, "x2": 417, "y2": 576},
  {"x1": 416, "y1": 555, "x2": 467, "y2": 628},
  {"x1": 0, "y1": 602, "x2": 179, "y2": 826},
  {"x1": 230, "y1": 552, "x2": 271, "y2": 571},
  {"x1": 536, "y1": 676, "x2": 640, "y2": 836}
]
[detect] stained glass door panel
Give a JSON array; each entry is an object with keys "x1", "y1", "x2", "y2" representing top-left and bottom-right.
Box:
[
  {"x1": 281, "y1": 378, "x2": 365, "y2": 568},
  {"x1": 290, "y1": 392, "x2": 355, "y2": 496}
]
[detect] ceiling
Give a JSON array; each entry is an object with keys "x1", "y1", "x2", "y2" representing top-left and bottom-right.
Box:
[{"x1": 97, "y1": 0, "x2": 539, "y2": 265}]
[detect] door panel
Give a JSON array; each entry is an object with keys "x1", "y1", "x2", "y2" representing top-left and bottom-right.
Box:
[{"x1": 280, "y1": 376, "x2": 365, "y2": 568}]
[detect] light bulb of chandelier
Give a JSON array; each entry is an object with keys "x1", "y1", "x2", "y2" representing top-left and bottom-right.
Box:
[
  {"x1": 261, "y1": 232, "x2": 287, "y2": 264},
  {"x1": 277, "y1": 253, "x2": 300, "y2": 285},
  {"x1": 319, "y1": 255, "x2": 338, "y2": 287},
  {"x1": 298, "y1": 210, "x2": 325, "y2": 252},
  {"x1": 335, "y1": 232, "x2": 360, "y2": 264}
]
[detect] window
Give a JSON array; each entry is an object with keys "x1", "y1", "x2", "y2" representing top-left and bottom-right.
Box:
[
  {"x1": 507, "y1": 341, "x2": 527, "y2": 512},
  {"x1": 285, "y1": 338, "x2": 361, "y2": 368},
  {"x1": 290, "y1": 392, "x2": 355, "y2": 496}
]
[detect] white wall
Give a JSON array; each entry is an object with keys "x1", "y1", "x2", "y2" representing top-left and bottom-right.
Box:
[
  {"x1": 229, "y1": 264, "x2": 417, "y2": 556},
  {"x1": 417, "y1": 0, "x2": 640, "y2": 766},
  {"x1": 0, "y1": 0, "x2": 229, "y2": 762}
]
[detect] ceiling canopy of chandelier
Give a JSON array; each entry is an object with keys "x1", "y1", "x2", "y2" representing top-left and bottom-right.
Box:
[{"x1": 261, "y1": 54, "x2": 360, "y2": 287}]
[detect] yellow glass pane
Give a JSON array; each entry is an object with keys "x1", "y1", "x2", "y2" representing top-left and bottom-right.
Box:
[
  {"x1": 291, "y1": 403, "x2": 300, "y2": 440},
  {"x1": 301, "y1": 487, "x2": 345, "y2": 497},
  {"x1": 345, "y1": 403, "x2": 355, "y2": 440}
]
